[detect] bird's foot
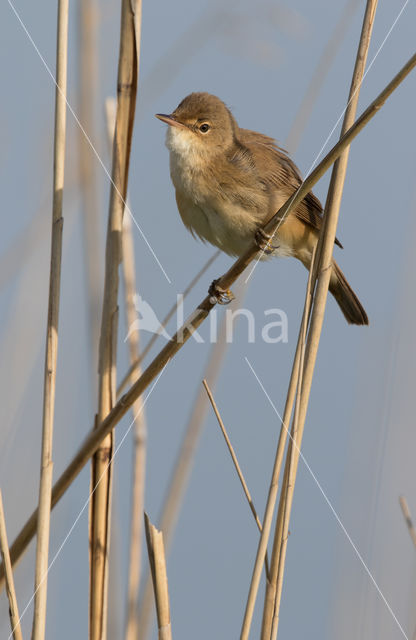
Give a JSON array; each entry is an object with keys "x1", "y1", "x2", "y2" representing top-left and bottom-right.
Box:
[
  {"x1": 255, "y1": 228, "x2": 279, "y2": 255},
  {"x1": 208, "y1": 279, "x2": 235, "y2": 305}
]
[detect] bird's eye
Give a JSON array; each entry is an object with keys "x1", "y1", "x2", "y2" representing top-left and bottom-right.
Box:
[{"x1": 199, "y1": 123, "x2": 210, "y2": 133}]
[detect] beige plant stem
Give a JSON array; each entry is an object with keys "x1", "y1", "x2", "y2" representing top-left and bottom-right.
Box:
[
  {"x1": 106, "y1": 95, "x2": 148, "y2": 640},
  {"x1": 242, "y1": 3, "x2": 379, "y2": 637},
  {"x1": 202, "y1": 379, "x2": 265, "y2": 538},
  {"x1": 89, "y1": 2, "x2": 141, "y2": 639},
  {"x1": 123, "y1": 214, "x2": 147, "y2": 640},
  {"x1": 241, "y1": 336, "x2": 302, "y2": 640},
  {"x1": 105, "y1": 96, "x2": 148, "y2": 640},
  {"x1": 117, "y1": 250, "x2": 220, "y2": 396},
  {"x1": 78, "y1": 0, "x2": 102, "y2": 396},
  {"x1": 252, "y1": 249, "x2": 314, "y2": 640},
  {"x1": 399, "y1": 496, "x2": 416, "y2": 549},
  {"x1": 267, "y1": 3, "x2": 379, "y2": 638},
  {"x1": 2, "y1": 50, "x2": 416, "y2": 588},
  {"x1": 144, "y1": 513, "x2": 173, "y2": 640},
  {"x1": 259, "y1": 249, "x2": 315, "y2": 640},
  {"x1": 202, "y1": 378, "x2": 272, "y2": 577},
  {"x1": 31, "y1": 2, "x2": 69, "y2": 639},
  {"x1": 0, "y1": 491, "x2": 22, "y2": 640},
  {"x1": 203, "y1": 378, "x2": 272, "y2": 583}
]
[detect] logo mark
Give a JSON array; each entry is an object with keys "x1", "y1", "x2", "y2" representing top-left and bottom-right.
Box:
[{"x1": 125, "y1": 294, "x2": 171, "y2": 342}]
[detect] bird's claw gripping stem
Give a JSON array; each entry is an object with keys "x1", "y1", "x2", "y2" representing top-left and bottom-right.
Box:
[
  {"x1": 208, "y1": 279, "x2": 235, "y2": 305},
  {"x1": 255, "y1": 228, "x2": 279, "y2": 255}
]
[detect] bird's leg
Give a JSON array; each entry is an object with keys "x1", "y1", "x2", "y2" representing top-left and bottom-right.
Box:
[
  {"x1": 208, "y1": 278, "x2": 235, "y2": 305},
  {"x1": 255, "y1": 227, "x2": 279, "y2": 255}
]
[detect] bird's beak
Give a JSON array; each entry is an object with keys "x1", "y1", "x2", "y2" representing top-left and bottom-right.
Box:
[{"x1": 155, "y1": 113, "x2": 188, "y2": 129}]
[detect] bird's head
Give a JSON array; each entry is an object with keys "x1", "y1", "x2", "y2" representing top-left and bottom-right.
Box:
[{"x1": 156, "y1": 92, "x2": 238, "y2": 160}]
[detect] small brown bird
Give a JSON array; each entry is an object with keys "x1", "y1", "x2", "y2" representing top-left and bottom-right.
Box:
[{"x1": 156, "y1": 92, "x2": 368, "y2": 325}]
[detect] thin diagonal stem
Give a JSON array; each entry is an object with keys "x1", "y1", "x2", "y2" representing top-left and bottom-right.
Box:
[
  {"x1": 0, "y1": 491, "x2": 22, "y2": 640},
  {"x1": 203, "y1": 379, "x2": 270, "y2": 578}
]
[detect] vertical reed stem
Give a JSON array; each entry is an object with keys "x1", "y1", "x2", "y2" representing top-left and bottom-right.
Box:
[
  {"x1": 260, "y1": 248, "x2": 315, "y2": 640},
  {"x1": 32, "y1": 1, "x2": 68, "y2": 638},
  {"x1": 78, "y1": 0, "x2": 102, "y2": 401},
  {"x1": 267, "y1": 3, "x2": 378, "y2": 638},
  {"x1": 89, "y1": 2, "x2": 142, "y2": 639}
]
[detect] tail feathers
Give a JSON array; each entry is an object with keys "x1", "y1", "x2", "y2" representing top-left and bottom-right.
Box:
[{"x1": 330, "y1": 261, "x2": 368, "y2": 326}]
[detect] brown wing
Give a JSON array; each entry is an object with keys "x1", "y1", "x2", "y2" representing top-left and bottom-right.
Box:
[{"x1": 238, "y1": 128, "x2": 343, "y2": 248}]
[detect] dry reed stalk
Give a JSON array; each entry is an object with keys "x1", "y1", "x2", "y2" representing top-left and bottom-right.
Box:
[
  {"x1": 2, "y1": 50, "x2": 416, "y2": 587},
  {"x1": 105, "y1": 95, "x2": 148, "y2": 640},
  {"x1": 241, "y1": 247, "x2": 319, "y2": 639},
  {"x1": 399, "y1": 496, "x2": 416, "y2": 549},
  {"x1": 0, "y1": 491, "x2": 22, "y2": 640},
  {"x1": 202, "y1": 379, "x2": 271, "y2": 578},
  {"x1": 259, "y1": 250, "x2": 316, "y2": 640},
  {"x1": 117, "y1": 250, "x2": 220, "y2": 396},
  {"x1": 264, "y1": 3, "x2": 379, "y2": 638},
  {"x1": 123, "y1": 212, "x2": 147, "y2": 640},
  {"x1": 89, "y1": 2, "x2": 142, "y2": 639},
  {"x1": 31, "y1": 1, "x2": 69, "y2": 638},
  {"x1": 241, "y1": 246, "x2": 315, "y2": 640},
  {"x1": 78, "y1": 0, "x2": 102, "y2": 396},
  {"x1": 144, "y1": 513, "x2": 173, "y2": 640}
]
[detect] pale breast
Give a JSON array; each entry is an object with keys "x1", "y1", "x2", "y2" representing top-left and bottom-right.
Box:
[
  {"x1": 174, "y1": 186, "x2": 259, "y2": 257},
  {"x1": 167, "y1": 128, "x2": 290, "y2": 258},
  {"x1": 169, "y1": 148, "x2": 253, "y2": 255}
]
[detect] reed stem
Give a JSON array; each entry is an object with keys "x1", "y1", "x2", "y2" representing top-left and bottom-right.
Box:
[
  {"x1": 89, "y1": 2, "x2": 141, "y2": 638},
  {"x1": 32, "y1": 1, "x2": 68, "y2": 637},
  {"x1": 0, "y1": 491, "x2": 23, "y2": 640}
]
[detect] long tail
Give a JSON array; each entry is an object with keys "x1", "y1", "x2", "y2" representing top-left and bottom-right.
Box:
[{"x1": 329, "y1": 260, "x2": 368, "y2": 325}]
